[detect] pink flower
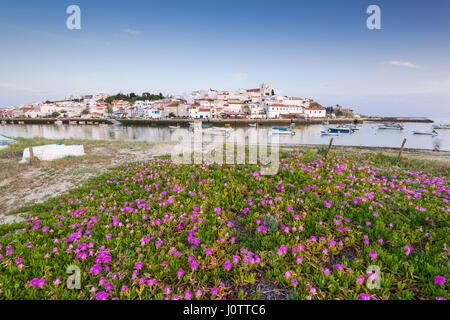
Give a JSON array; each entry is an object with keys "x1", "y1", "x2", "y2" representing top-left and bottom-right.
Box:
[
  {"x1": 185, "y1": 290, "x2": 192, "y2": 300},
  {"x1": 177, "y1": 269, "x2": 184, "y2": 277},
  {"x1": 90, "y1": 264, "x2": 102, "y2": 275},
  {"x1": 205, "y1": 248, "x2": 213, "y2": 255},
  {"x1": 224, "y1": 261, "x2": 232, "y2": 270},
  {"x1": 196, "y1": 289, "x2": 202, "y2": 297},
  {"x1": 210, "y1": 287, "x2": 218, "y2": 295},
  {"x1": 434, "y1": 275, "x2": 446, "y2": 285},
  {"x1": 232, "y1": 255, "x2": 239, "y2": 263},
  {"x1": 404, "y1": 245, "x2": 412, "y2": 256},
  {"x1": 359, "y1": 293, "x2": 371, "y2": 300},
  {"x1": 357, "y1": 276, "x2": 365, "y2": 284},
  {"x1": 291, "y1": 278, "x2": 298, "y2": 286},
  {"x1": 95, "y1": 291, "x2": 109, "y2": 300},
  {"x1": 121, "y1": 285, "x2": 128, "y2": 292},
  {"x1": 369, "y1": 251, "x2": 377, "y2": 259},
  {"x1": 105, "y1": 283, "x2": 114, "y2": 291},
  {"x1": 29, "y1": 278, "x2": 45, "y2": 287},
  {"x1": 135, "y1": 262, "x2": 143, "y2": 269},
  {"x1": 53, "y1": 278, "x2": 61, "y2": 285},
  {"x1": 296, "y1": 256, "x2": 303, "y2": 263}
]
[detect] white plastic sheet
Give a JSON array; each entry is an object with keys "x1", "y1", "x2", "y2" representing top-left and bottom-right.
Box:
[{"x1": 20, "y1": 144, "x2": 85, "y2": 163}]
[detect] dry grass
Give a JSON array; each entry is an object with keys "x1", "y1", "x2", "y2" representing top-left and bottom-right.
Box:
[{"x1": 0, "y1": 137, "x2": 173, "y2": 216}]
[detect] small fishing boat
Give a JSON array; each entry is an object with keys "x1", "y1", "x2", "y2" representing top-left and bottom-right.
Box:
[
  {"x1": 270, "y1": 128, "x2": 295, "y2": 135},
  {"x1": 432, "y1": 124, "x2": 450, "y2": 129},
  {"x1": 322, "y1": 121, "x2": 329, "y2": 125},
  {"x1": 378, "y1": 123, "x2": 403, "y2": 130},
  {"x1": 272, "y1": 125, "x2": 288, "y2": 131},
  {"x1": 321, "y1": 130, "x2": 339, "y2": 136},
  {"x1": 248, "y1": 123, "x2": 257, "y2": 127},
  {"x1": 202, "y1": 123, "x2": 213, "y2": 128},
  {"x1": 0, "y1": 135, "x2": 16, "y2": 146},
  {"x1": 212, "y1": 126, "x2": 232, "y2": 132},
  {"x1": 413, "y1": 130, "x2": 438, "y2": 136},
  {"x1": 168, "y1": 125, "x2": 181, "y2": 130},
  {"x1": 203, "y1": 129, "x2": 230, "y2": 136},
  {"x1": 379, "y1": 122, "x2": 404, "y2": 130},
  {"x1": 328, "y1": 127, "x2": 353, "y2": 133}
]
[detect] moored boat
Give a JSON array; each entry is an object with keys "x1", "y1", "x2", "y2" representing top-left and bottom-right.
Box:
[
  {"x1": 321, "y1": 130, "x2": 339, "y2": 136},
  {"x1": 413, "y1": 130, "x2": 438, "y2": 136},
  {"x1": 328, "y1": 127, "x2": 353, "y2": 133},
  {"x1": 212, "y1": 126, "x2": 232, "y2": 132},
  {"x1": 168, "y1": 125, "x2": 181, "y2": 130},
  {"x1": 379, "y1": 122, "x2": 404, "y2": 130},
  {"x1": 272, "y1": 125, "x2": 288, "y2": 131},
  {"x1": 270, "y1": 128, "x2": 295, "y2": 135},
  {"x1": 432, "y1": 124, "x2": 450, "y2": 129}
]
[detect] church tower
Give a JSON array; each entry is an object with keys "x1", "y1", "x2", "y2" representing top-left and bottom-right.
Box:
[{"x1": 261, "y1": 82, "x2": 271, "y2": 96}]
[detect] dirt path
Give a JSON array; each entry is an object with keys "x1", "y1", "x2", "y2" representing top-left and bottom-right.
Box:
[{"x1": 0, "y1": 141, "x2": 174, "y2": 221}]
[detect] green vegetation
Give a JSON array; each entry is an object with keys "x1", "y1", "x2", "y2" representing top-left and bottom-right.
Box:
[
  {"x1": 103, "y1": 92, "x2": 165, "y2": 104},
  {"x1": 0, "y1": 150, "x2": 448, "y2": 300}
]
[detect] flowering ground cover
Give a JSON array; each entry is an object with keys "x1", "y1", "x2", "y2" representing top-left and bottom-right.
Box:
[{"x1": 0, "y1": 150, "x2": 448, "y2": 300}]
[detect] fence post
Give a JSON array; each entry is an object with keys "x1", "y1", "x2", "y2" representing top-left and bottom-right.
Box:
[
  {"x1": 325, "y1": 138, "x2": 334, "y2": 156},
  {"x1": 398, "y1": 138, "x2": 407, "y2": 160},
  {"x1": 29, "y1": 147, "x2": 37, "y2": 164}
]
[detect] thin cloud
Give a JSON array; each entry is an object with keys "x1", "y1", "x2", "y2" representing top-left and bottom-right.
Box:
[
  {"x1": 0, "y1": 82, "x2": 41, "y2": 93},
  {"x1": 387, "y1": 61, "x2": 422, "y2": 69},
  {"x1": 233, "y1": 72, "x2": 248, "y2": 81},
  {"x1": 123, "y1": 28, "x2": 140, "y2": 36}
]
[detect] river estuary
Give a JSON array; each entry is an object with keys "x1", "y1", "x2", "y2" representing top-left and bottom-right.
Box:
[{"x1": 1, "y1": 118, "x2": 449, "y2": 151}]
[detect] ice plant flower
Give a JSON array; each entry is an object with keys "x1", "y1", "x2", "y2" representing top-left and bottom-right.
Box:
[{"x1": 434, "y1": 275, "x2": 446, "y2": 285}]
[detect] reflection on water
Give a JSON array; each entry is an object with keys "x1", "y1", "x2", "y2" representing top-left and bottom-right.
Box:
[{"x1": 1, "y1": 120, "x2": 449, "y2": 151}]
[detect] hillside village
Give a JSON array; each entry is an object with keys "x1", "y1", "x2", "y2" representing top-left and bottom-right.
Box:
[{"x1": 0, "y1": 83, "x2": 354, "y2": 120}]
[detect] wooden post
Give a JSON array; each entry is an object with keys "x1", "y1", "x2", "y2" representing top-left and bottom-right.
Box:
[
  {"x1": 325, "y1": 138, "x2": 334, "y2": 156},
  {"x1": 398, "y1": 138, "x2": 407, "y2": 160},
  {"x1": 29, "y1": 147, "x2": 37, "y2": 164}
]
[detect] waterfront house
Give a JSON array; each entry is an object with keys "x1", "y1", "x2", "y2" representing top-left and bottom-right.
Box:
[{"x1": 304, "y1": 106, "x2": 326, "y2": 118}]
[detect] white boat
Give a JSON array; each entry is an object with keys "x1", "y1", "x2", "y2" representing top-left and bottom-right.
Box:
[
  {"x1": 212, "y1": 126, "x2": 232, "y2": 132},
  {"x1": 378, "y1": 124, "x2": 403, "y2": 130},
  {"x1": 248, "y1": 123, "x2": 257, "y2": 127},
  {"x1": 20, "y1": 144, "x2": 85, "y2": 163},
  {"x1": 203, "y1": 130, "x2": 230, "y2": 136},
  {"x1": 168, "y1": 125, "x2": 181, "y2": 130},
  {"x1": 379, "y1": 122, "x2": 404, "y2": 130},
  {"x1": 0, "y1": 135, "x2": 16, "y2": 146},
  {"x1": 270, "y1": 129, "x2": 295, "y2": 135},
  {"x1": 413, "y1": 130, "x2": 438, "y2": 136},
  {"x1": 432, "y1": 124, "x2": 450, "y2": 129}
]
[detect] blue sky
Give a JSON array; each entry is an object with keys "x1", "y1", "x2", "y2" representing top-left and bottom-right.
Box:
[{"x1": 0, "y1": 0, "x2": 449, "y2": 117}]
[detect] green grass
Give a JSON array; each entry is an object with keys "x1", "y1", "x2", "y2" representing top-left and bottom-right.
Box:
[{"x1": 0, "y1": 150, "x2": 448, "y2": 300}]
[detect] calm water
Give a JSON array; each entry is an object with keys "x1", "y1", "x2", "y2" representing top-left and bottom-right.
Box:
[{"x1": 1, "y1": 118, "x2": 449, "y2": 151}]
